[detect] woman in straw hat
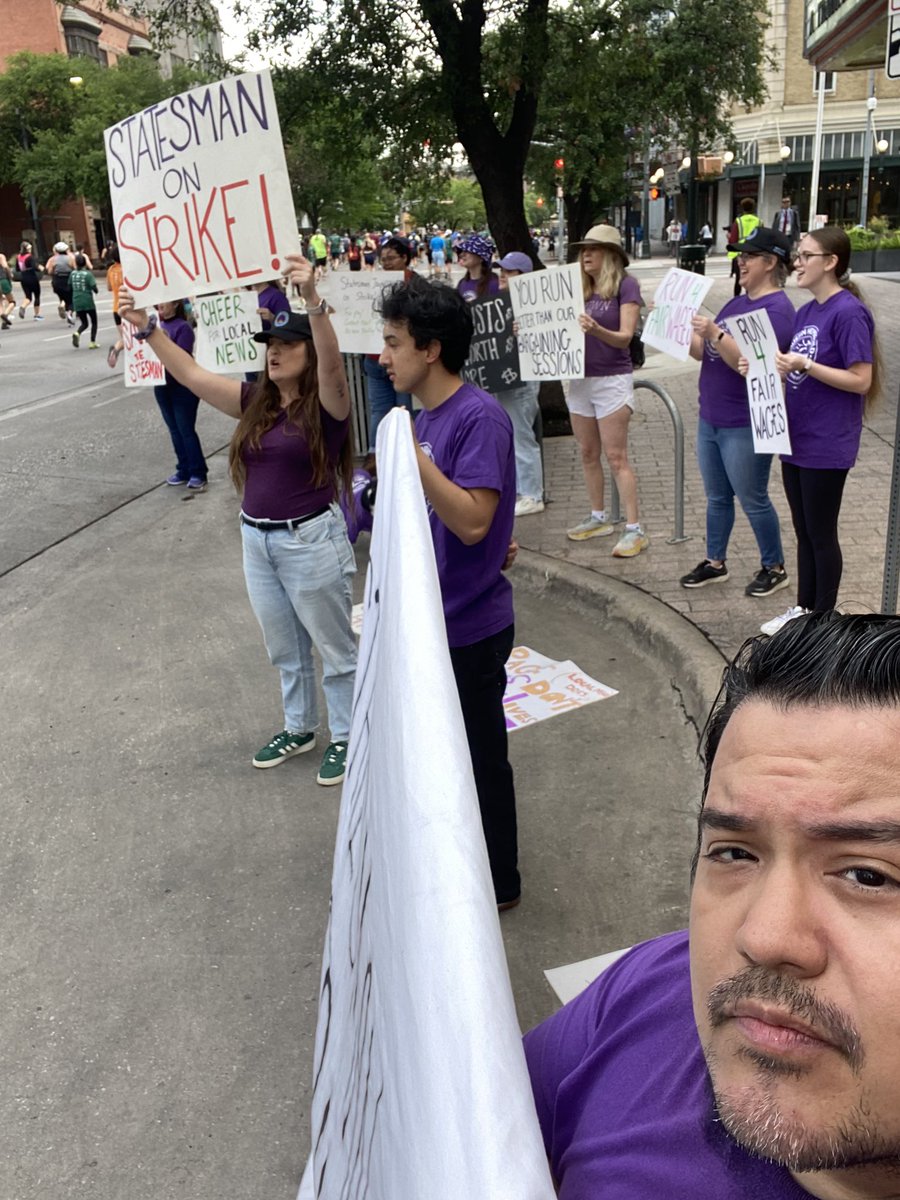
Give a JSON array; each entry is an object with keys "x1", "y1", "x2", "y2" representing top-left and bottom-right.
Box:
[{"x1": 565, "y1": 224, "x2": 648, "y2": 558}]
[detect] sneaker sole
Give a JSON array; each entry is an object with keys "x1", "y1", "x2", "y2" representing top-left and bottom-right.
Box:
[
  {"x1": 567, "y1": 527, "x2": 615, "y2": 541},
  {"x1": 612, "y1": 540, "x2": 650, "y2": 558},
  {"x1": 316, "y1": 770, "x2": 346, "y2": 786},
  {"x1": 745, "y1": 576, "x2": 790, "y2": 598},
  {"x1": 681, "y1": 573, "x2": 729, "y2": 589},
  {"x1": 252, "y1": 738, "x2": 316, "y2": 768}
]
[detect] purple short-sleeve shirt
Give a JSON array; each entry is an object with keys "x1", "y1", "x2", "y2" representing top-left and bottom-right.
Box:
[{"x1": 584, "y1": 275, "x2": 642, "y2": 378}]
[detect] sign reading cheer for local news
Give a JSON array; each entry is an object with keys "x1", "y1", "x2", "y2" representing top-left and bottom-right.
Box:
[
  {"x1": 323, "y1": 273, "x2": 388, "y2": 354},
  {"x1": 122, "y1": 316, "x2": 164, "y2": 388},
  {"x1": 194, "y1": 290, "x2": 262, "y2": 373},
  {"x1": 727, "y1": 306, "x2": 792, "y2": 456},
  {"x1": 508, "y1": 263, "x2": 585, "y2": 381},
  {"x1": 641, "y1": 267, "x2": 714, "y2": 361},
  {"x1": 461, "y1": 293, "x2": 521, "y2": 392},
  {"x1": 104, "y1": 70, "x2": 297, "y2": 308}
]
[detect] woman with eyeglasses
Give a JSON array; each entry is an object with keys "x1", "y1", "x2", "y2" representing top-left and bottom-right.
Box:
[
  {"x1": 759, "y1": 225, "x2": 882, "y2": 637},
  {"x1": 682, "y1": 227, "x2": 795, "y2": 597}
]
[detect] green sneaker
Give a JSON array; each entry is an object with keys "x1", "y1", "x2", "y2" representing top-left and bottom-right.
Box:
[
  {"x1": 252, "y1": 729, "x2": 315, "y2": 769},
  {"x1": 316, "y1": 741, "x2": 348, "y2": 786}
]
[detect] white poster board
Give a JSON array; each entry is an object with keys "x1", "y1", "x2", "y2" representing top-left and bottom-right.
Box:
[
  {"x1": 504, "y1": 646, "x2": 617, "y2": 732},
  {"x1": 727, "y1": 307, "x2": 792, "y2": 456},
  {"x1": 641, "y1": 268, "x2": 715, "y2": 361},
  {"x1": 508, "y1": 263, "x2": 585, "y2": 381},
  {"x1": 320, "y1": 273, "x2": 388, "y2": 354},
  {"x1": 122, "y1": 317, "x2": 164, "y2": 387},
  {"x1": 194, "y1": 290, "x2": 262, "y2": 374},
  {"x1": 104, "y1": 70, "x2": 297, "y2": 308},
  {"x1": 301, "y1": 409, "x2": 555, "y2": 1200}
]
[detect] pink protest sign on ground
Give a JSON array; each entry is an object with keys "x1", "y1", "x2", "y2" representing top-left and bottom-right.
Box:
[{"x1": 104, "y1": 70, "x2": 297, "y2": 308}]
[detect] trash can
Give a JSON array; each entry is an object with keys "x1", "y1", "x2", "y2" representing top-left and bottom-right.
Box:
[{"x1": 678, "y1": 244, "x2": 707, "y2": 275}]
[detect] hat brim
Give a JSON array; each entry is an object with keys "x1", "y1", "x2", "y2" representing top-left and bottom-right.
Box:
[
  {"x1": 570, "y1": 240, "x2": 630, "y2": 264},
  {"x1": 727, "y1": 241, "x2": 788, "y2": 262},
  {"x1": 252, "y1": 328, "x2": 313, "y2": 344}
]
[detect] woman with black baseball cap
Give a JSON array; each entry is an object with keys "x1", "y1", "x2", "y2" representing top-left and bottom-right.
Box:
[{"x1": 118, "y1": 256, "x2": 357, "y2": 787}]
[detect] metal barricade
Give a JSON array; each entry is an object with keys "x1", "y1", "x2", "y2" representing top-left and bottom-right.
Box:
[
  {"x1": 343, "y1": 353, "x2": 371, "y2": 455},
  {"x1": 606, "y1": 379, "x2": 690, "y2": 544}
]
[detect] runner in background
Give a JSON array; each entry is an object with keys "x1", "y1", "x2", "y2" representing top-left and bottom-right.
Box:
[{"x1": 70, "y1": 254, "x2": 99, "y2": 349}]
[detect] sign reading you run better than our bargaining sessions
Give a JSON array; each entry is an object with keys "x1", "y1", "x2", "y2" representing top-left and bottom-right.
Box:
[
  {"x1": 508, "y1": 263, "x2": 585, "y2": 381},
  {"x1": 104, "y1": 70, "x2": 297, "y2": 308}
]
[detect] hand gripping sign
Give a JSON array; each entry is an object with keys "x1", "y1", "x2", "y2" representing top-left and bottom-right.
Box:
[{"x1": 104, "y1": 70, "x2": 298, "y2": 308}]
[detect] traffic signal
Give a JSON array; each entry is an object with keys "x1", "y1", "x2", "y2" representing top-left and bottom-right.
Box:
[
  {"x1": 649, "y1": 187, "x2": 660, "y2": 201},
  {"x1": 554, "y1": 157, "x2": 565, "y2": 171},
  {"x1": 536, "y1": 197, "x2": 544, "y2": 207}
]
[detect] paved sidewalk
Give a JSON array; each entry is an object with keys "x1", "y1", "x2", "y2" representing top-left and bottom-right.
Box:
[{"x1": 516, "y1": 267, "x2": 900, "y2": 660}]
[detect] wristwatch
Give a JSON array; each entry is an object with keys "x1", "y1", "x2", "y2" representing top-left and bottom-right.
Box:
[
  {"x1": 715, "y1": 329, "x2": 726, "y2": 343},
  {"x1": 134, "y1": 311, "x2": 159, "y2": 341},
  {"x1": 306, "y1": 297, "x2": 328, "y2": 316}
]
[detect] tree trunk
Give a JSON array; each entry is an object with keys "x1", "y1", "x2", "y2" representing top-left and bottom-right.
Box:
[{"x1": 564, "y1": 180, "x2": 598, "y2": 259}]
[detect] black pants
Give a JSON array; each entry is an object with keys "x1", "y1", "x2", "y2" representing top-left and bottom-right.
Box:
[
  {"x1": 781, "y1": 461, "x2": 849, "y2": 611},
  {"x1": 449, "y1": 624, "x2": 520, "y2": 904},
  {"x1": 77, "y1": 309, "x2": 98, "y2": 341}
]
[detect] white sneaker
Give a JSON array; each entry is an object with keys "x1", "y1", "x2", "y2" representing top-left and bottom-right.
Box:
[
  {"x1": 514, "y1": 496, "x2": 545, "y2": 517},
  {"x1": 759, "y1": 606, "x2": 809, "y2": 637},
  {"x1": 612, "y1": 528, "x2": 650, "y2": 558},
  {"x1": 567, "y1": 514, "x2": 614, "y2": 540}
]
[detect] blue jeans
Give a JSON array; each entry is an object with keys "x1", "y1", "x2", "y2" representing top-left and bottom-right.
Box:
[
  {"x1": 696, "y1": 418, "x2": 784, "y2": 567},
  {"x1": 154, "y1": 382, "x2": 207, "y2": 481},
  {"x1": 497, "y1": 382, "x2": 543, "y2": 501},
  {"x1": 363, "y1": 357, "x2": 412, "y2": 451},
  {"x1": 241, "y1": 506, "x2": 358, "y2": 742}
]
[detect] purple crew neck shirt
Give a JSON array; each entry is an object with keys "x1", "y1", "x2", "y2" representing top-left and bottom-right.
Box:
[
  {"x1": 698, "y1": 290, "x2": 796, "y2": 427},
  {"x1": 238, "y1": 382, "x2": 348, "y2": 520},
  {"x1": 584, "y1": 276, "x2": 642, "y2": 377},
  {"x1": 414, "y1": 382, "x2": 515, "y2": 648},
  {"x1": 524, "y1": 930, "x2": 814, "y2": 1199},
  {"x1": 457, "y1": 273, "x2": 500, "y2": 304},
  {"x1": 781, "y1": 288, "x2": 874, "y2": 470},
  {"x1": 159, "y1": 316, "x2": 194, "y2": 387}
]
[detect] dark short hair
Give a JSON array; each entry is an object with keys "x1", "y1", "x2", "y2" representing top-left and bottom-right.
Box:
[
  {"x1": 740, "y1": 198, "x2": 756, "y2": 213},
  {"x1": 381, "y1": 236, "x2": 412, "y2": 264},
  {"x1": 379, "y1": 274, "x2": 473, "y2": 374},
  {"x1": 75, "y1": 254, "x2": 86, "y2": 269}
]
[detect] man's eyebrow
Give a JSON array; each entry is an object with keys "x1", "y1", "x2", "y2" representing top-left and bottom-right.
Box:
[{"x1": 699, "y1": 808, "x2": 900, "y2": 844}]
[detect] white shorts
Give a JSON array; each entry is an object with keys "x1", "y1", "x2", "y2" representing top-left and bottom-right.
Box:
[{"x1": 566, "y1": 374, "x2": 634, "y2": 420}]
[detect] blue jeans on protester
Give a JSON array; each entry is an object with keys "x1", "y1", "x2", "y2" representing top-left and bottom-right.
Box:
[
  {"x1": 363, "y1": 357, "x2": 412, "y2": 451},
  {"x1": 497, "y1": 382, "x2": 543, "y2": 501},
  {"x1": 696, "y1": 418, "x2": 784, "y2": 567},
  {"x1": 154, "y1": 382, "x2": 207, "y2": 482},
  {"x1": 240, "y1": 506, "x2": 358, "y2": 743}
]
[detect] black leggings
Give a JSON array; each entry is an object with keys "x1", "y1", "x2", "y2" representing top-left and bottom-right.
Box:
[
  {"x1": 781, "y1": 461, "x2": 849, "y2": 611},
  {"x1": 77, "y1": 309, "x2": 98, "y2": 341}
]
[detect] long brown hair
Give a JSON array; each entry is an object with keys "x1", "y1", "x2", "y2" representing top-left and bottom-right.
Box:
[
  {"x1": 228, "y1": 340, "x2": 354, "y2": 497},
  {"x1": 807, "y1": 226, "x2": 882, "y2": 411}
]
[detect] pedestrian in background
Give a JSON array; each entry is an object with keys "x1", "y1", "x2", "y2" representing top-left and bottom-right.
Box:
[
  {"x1": 771, "y1": 195, "x2": 801, "y2": 246},
  {"x1": 666, "y1": 218, "x2": 682, "y2": 257},
  {"x1": 105, "y1": 245, "x2": 125, "y2": 368},
  {"x1": 455, "y1": 235, "x2": 499, "y2": 303},
  {"x1": 727, "y1": 198, "x2": 761, "y2": 297},
  {"x1": 497, "y1": 250, "x2": 545, "y2": 516},
  {"x1": 153, "y1": 299, "x2": 208, "y2": 493},
  {"x1": 0, "y1": 254, "x2": 14, "y2": 329},
  {"x1": 70, "y1": 254, "x2": 99, "y2": 349},
  {"x1": 566, "y1": 225, "x2": 648, "y2": 558},
  {"x1": 46, "y1": 241, "x2": 76, "y2": 325},
  {"x1": 16, "y1": 241, "x2": 43, "y2": 320},
  {"x1": 363, "y1": 236, "x2": 415, "y2": 464}
]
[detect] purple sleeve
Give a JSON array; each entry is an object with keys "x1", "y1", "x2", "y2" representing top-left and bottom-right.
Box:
[
  {"x1": 269, "y1": 289, "x2": 291, "y2": 316},
  {"x1": 451, "y1": 405, "x2": 511, "y2": 492},
  {"x1": 835, "y1": 307, "x2": 875, "y2": 366},
  {"x1": 523, "y1": 982, "x2": 602, "y2": 1147},
  {"x1": 620, "y1": 275, "x2": 643, "y2": 307},
  {"x1": 767, "y1": 294, "x2": 796, "y2": 352},
  {"x1": 170, "y1": 319, "x2": 194, "y2": 354}
]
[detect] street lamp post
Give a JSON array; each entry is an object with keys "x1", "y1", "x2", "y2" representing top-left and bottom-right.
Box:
[{"x1": 860, "y1": 73, "x2": 877, "y2": 228}]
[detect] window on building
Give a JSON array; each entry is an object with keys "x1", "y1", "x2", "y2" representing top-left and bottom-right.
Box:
[
  {"x1": 814, "y1": 70, "x2": 836, "y2": 94},
  {"x1": 64, "y1": 31, "x2": 107, "y2": 65}
]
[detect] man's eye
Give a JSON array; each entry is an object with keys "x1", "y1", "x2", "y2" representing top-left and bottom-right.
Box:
[
  {"x1": 704, "y1": 846, "x2": 756, "y2": 863},
  {"x1": 842, "y1": 867, "x2": 899, "y2": 890}
]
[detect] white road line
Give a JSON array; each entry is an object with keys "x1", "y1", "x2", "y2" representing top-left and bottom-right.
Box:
[
  {"x1": 0, "y1": 431, "x2": 20, "y2": 441},
  {"x1": 0, "y1": 376, "x2": 121, "y2": 423},
  {"x1": 42, "y1": 333, "x2": 78, "y2": 342},
  {"x1": 92, "y1": 393, "x2": 128, "y2": 409}
]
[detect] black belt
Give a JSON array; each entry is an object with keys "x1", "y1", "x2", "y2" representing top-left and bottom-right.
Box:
[{"x1": 240, "y1": 506, "x2": 330, "y2": 532}]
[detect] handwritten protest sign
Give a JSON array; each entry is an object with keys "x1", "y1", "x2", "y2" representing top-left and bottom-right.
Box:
[
  {"x1": 727, "y1": 306, "x2": 792, "y2": 455},
  {"x1": 320, "y1": 273, "x2": 387, "y2": 354},
  {"x1": 508, "y1": 263, "x2": 584, "y2": 381},
  {"x1": 300, "y1": 410, "x2": 555, "y2": 1200},
  {"x1": 194, "y1": 289, "x2": 262, "y2": 374},
  {"x1": 104, "y1": 70, "x2": 297, "y2": 307},
  {"x1": 122, "y1": 317, "x2": 164, "y2": 388},
  {"x1": 641, "y1": 268, "x2": 714, "y2": 361},
  {"x1": 503, "y1": 646, "x2": 617, "y2": 732},
  {"x1": 461, "y1": 292, "x2": 520, "y2": 392}
]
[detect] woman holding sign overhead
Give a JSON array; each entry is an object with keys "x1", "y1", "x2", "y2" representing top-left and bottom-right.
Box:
[
  {"x1": 118, "y1": 255, "x2": 357, "y2": 787},
  {"x1": 566, "y1": 225, "x2": 647, "y2": 558},
  {"x1": 681, "y1": 226, "x2": 795, "y2": 598}
]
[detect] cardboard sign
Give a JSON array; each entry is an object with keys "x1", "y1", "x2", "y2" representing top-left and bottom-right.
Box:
[
  {"x1": 104, "y1": 70, "x2": 297, "y2": 307},
  {"x1": 301, "y1": 409, "x2": 555, "y2": 1200},
  {"x1": 504, "y1": 646, "x2": 617, "y2": 732},
  {"x1": 194, "y1": 289, "x2": 262, "y2": 374},
  {"x1": 727, "y1": 306, "x2": 792, "y2": 456},
  {"x1": 460, "y1": 292, "x2": 521, "y2": 393},
  {"x1": 321, "y1": 273, "x2": 389, "y2": 354},
  {"x1": 641, "y1": 268, "x2": 714, "y2": 360},
  {"x1": 508, "y1": 263, "x2": 585, "y2": 381},
  {"x1": 122, "y1": 317, "x2": 164, "y2": 388}
]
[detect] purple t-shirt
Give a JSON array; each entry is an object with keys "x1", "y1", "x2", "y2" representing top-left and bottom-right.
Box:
[
  {"x1": 781, "y1": 288, "x2": 874, "y2": 470},
  {"x1": 415, "y1": 383, "x2": 515, "y2": 648},
  {"x1": 159, "y1": 316, "x2": 194, "y2": 388},
  {"x1": 524, "y1": 931, "x2": 813, "y2": 1199},
  {"x1": 698, "y1": 290, "x2": 796, "y2": 427},
  {"x1": 257, "y1": 283, "x2": 291, "y2": 331},
  {"x1": 238, "y1": 382, "x2": 348, "y2": 520},
  {"x1": 457, "y1": 274, "x2": 500, "y2": 304},
  {"x1": 584, "y1": 275, "x2": 642, "y2": 377}
]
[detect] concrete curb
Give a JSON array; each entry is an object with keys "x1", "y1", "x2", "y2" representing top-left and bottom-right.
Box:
[{"x1": 513, "y1": 547, "x2": 728, "y2": 734}]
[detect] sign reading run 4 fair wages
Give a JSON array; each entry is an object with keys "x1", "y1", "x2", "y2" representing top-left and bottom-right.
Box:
[{"x1": 104, "y1": 71, "x2": 297, "y2": 308}]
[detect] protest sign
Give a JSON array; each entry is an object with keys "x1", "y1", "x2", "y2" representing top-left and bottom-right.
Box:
[
  {"x1": 641, "y1": 268, "x2": 715, "y2": 361},
  {"x1": 300, "y1": 409, "x2": 555, "y2": 1200},
  {"x1": 194, "y1": 289, "x2": 262, "y2": 374},
  {"x1": 104, "y1": 70, "x2": 297, "y2": 308},
  {"x1": 508, "y1": 263, "x2": 585, "y2": 381},
  {"x1": 727, "y1": 306, "x2": 792, "y2": 456},
  {"x1": 320, "y1": 273, "x2": 387, "y2": 354},
  {"x1": 122, "y1": 317, "x2": 164, "y2": 388},
  {"x1": 503, "y1": 646, "x2": 617, "y2": 732},
  {"x1": 460, "y1": 293, "x2": 521, "y2": 392}
]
